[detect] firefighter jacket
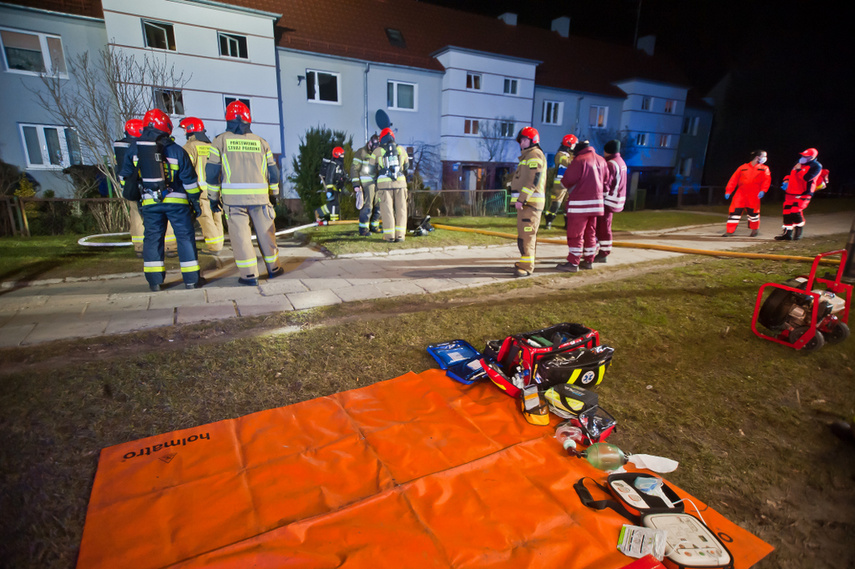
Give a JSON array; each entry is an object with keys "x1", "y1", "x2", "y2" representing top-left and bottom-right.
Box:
[
  {"x1": 561, "y1": 146, "x2": 609, "y2": 216},
  {"x1": 552, "y1": 148, "x2": 573, "y2": 191},
  {"x1": 511, "y1": 145, "x2": 546, "y2": 209},
  {"x1": 119, "y1": 127, "x2": 199, "y2": 207},
  {"x1": 113, "y1": 134, "x2": 141, "y2": 201},
  {"x1": 205, "y1": 127, "x2": 279, "y2": 206},
  {"x1": 183, "y1": 133, "x2": 213, "y2": 193},
  {"x1": 369, "y1": 141, "x2": 409, "y2": 191},
  {"x1": 321, "y1": 157, "x2": 346, "y2": 193},
  {"x1": 725, "y1": 162, "x2": 771, "y2": 199},
  {"x1": 350, "y1": 144, "x2": 377, "y2": 189},
  {"x1": 604, "y1": 152, "x2": 628, "y2": 213},
  {"x1": 784, "y1": 159, "x2": 821, "y2": 197}
]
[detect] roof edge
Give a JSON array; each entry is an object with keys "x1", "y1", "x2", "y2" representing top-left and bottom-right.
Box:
[
  {"x1": 0, "y1": 1, "x2": 104, "y2": 22},
  {"x1": 170, "y1": 0, "x2": 281, "y2": 20}
]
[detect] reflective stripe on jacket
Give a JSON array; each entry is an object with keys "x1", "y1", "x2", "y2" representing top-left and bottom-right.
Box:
[
  {"x1": 511, "y1": 145, "x2": 546, "y2": 209},
  {"x1": 206, "y1": 131, "x2": 279, "y2": 205},
  {"x1": 369, "y1": 144, "x2": 408, "y2": 190},
  {"x1": 604, "y1": 153, "x2": 628, "y2": 212},
  {"x1": 562, "y1": 146, "x2": 607, "y2": 216}
]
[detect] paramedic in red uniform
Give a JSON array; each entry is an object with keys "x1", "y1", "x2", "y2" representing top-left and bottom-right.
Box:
[
  {"x1": 593, "y1": 139, "x2": 627, "y2": 262},
  {"x1": 722, "y1": 150, "x2": 771, "y2": 237},
  {"x1": 775, "y1": 148, "x2": 821, "y2": 241}
]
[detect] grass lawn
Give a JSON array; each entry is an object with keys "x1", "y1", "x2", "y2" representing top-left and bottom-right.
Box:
[{"x1": 1, "y1": 233, "x2": 854, "y2": 568}]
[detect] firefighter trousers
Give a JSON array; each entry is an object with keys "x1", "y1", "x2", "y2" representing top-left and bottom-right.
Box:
[
  {"x1": 358, "y1": 183, "x2": 382, "y2": 235},
  {"x1": 515, "y1": 204, "x2": 543, "y2": 273},
  {"x1": 379, "y1": 188, "x2": 407, "y2": 241},
  {"x1": 197, "y1": 188, "x2": 224, "y2": 253},
  {"x1": 126, "y1": 199, "x2": 145, "y2": 254},
  {"x1": 315, "y1": 190, "x2": 341, "y2": 222},
  {"x1": 141, "y1": 202, "x2": 199, "y2": 287},
  {"x1": 225, "y1": 204, "x2": 280, "y2": 280}
]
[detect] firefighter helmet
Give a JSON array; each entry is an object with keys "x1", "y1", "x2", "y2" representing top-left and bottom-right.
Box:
[
  {"x1": 178, "y1": 117, "x2": 205, "y2": 134},
  {"x1": 143, "y1": 108, "x2": 173, "y2": 134},
  {"x1": 800, "y1": 148, "x2": 818, "y2": 159},
  {"x1": 332, "y1": 146, "x2": 344, "y2": 159},
  {"x1": 226, "y1": 100, "x2": 251, "y2": 123},
  {"x1": 379, "y1": 127, "x2": 395, "y2": 141},
  {"x1": 124, "y1": 119, "x2": 144, "y2": 138},
  {"x1": 517, "y1": 126, "x2": 539, "y2": 145},
  {"x1": 562, "y1": 134, "x2": 578, "y2": 148}
]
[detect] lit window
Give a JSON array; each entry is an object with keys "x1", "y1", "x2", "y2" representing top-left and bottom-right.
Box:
[
  {"x1": 641, "y1": 96, "x2": 652, "y2": 111},
  {"x1": 464, "y1": 119, "x2": 480, "y2": 135},
  {"x1": 0, "y1": 28, "x2": 66, "y2": 75},
  {"x1": 19, "y1": 124, "x2": 82, "y2": 169},
  {"x1": 500, "y1": 121, "x2": 515, "y2": 137},
  {"x1": 657, "y1": 134, "x2": 671, "y2": 147},
  {"x1": 387, "y1": 80, "x2": 416, "y2": 110},
  {"x1": 153, "y1": 89, "x2": 184, "y2": 115},
  {"x1": 664, "y1": 99, "x2": 676, "y2": 114},
  {"x1": 636, "y1": 133, "x2": 649, "y2": 146},
  {"x1": 503, "y1": 78, "x2": 518, "y2": 95},
  {"x1": 143, "y1": 20, "x2": 175, "y2": 51},
  {"x1": 218, "y1": 32, "x2": 247, "y2": 59},
  {"x1": 306, "y1": 69, "x2": 340, "y2": 103},
  {"x1": 589, "y1": 105, "x2": 608, "y2": 128},
  {"x1": 466, "y1": 72, "x2": 481, "y2": 90},
  {"x1": 385, "y1": 28, "x2": 406, "y2": 48},
  {"x1": 224, "y1": 95, "x2": 251, "y2": 113},
  {"x1": 542, "y1": 100, "x2": 562, "y2": 125}
]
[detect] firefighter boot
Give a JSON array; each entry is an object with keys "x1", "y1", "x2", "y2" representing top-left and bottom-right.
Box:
[
  {"x1": 793, "y1": 227, "x2": 803, "y2": 240},
  {"x1": 774, "y1": 229, "x2": 793, "y2": 241},
  {"x1": 544, "y1": 212, "x2": 555, "y2": 230}
]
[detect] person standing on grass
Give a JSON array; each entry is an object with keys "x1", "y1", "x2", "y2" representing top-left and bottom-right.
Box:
[
  {"x1": 775, "y1": 148, "x2": 821, "y2": 241},
  {"x1": 510, "y1": 126, "x2": 547, "y2": 278},
  {"x1": 369, "y1": 127, "x2": 409, "y2": 242},
  {"x1": 593, "y1": 139, "x2": 627, "y2": 263},
  {"x1": 722, "y1": 149, "x2": 771, "y2": 237},
  {"x1": 544, "y1": 134, "x2": 577, "y2": 230}
]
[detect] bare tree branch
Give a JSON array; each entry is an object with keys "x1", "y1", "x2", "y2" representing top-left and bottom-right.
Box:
[{"x1": 477, "y1": 118, "x2": 515, "y2": 163}]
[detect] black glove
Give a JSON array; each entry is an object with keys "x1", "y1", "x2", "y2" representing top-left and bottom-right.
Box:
[
  {"x1": 192, "y1": 200, "x2": 202, "y2": 218},
  {"x1": 209, "y1": 198, "x2": 222, "y2": 213},
  {"x1": 269, "y1": 194, "x2": 278, "y2": 207}
]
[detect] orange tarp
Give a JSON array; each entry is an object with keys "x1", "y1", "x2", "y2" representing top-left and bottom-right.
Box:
[{"x1": 77, "y1": 369, "x2": 772, "y2": 568}]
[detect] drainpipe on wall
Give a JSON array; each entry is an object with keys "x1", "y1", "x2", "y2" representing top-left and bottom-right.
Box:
[
  {"x1": 364, "y1": 62, "x2": 371, "y2": 142},
  {"x1": 575, "y1": 96, "x2": 584, "y2": 136},
  {"x1": 275, "y1": 47, "x2": 287, "y2": 187}
]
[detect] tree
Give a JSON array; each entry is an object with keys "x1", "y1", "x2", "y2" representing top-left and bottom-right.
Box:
[
  {"x1": 477, "y1": 118, "x2": 515, "y2": 164},
  {"x1": 288, "y1": 126, "x2": 352, "y2": 214},
  {"x1": 30, "y1": 45, "x2": 190, "y2": 200},
  {"x1": 408, "y1": 141, "x2": 442, "y2": 191}
]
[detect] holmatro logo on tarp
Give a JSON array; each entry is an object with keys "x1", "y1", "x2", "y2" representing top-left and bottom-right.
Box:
[
  {"x1": 122, "y1": 432, "x2": 211, "y2": 460},
  {"x1": 225, "y1": 139, "x2": 261, "y2": 152}
]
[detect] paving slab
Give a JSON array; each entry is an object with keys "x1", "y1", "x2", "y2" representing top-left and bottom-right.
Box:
[
  {"x1": 374, "y1": 280, "x2": 429, "y2": 298},
  {"x1": 299, "y1": 277, "x2": 353, "y2": 292},
  {"x1": 258, "y1": 278, "x2": 309, "y2": 295},
  {"x1": 286, "y1": 289, "x2": 342, "y2": 310},
  {"x1": 332, "y1": 284, "x2": 386, "y2": 302},
  {"x1": 176, "y1": 303, "x2": 238, "y2": 325},
  {"x1": 148, "y1": 289, "x2": 208, "y2": 309},
  {"x1": 104, "y1": 309, "x2": 175, "y2": 335},
  {"x1": 413, "y1": 278, "x2": 468, "y2": 294},
  {"x1": 22, "y1": 314, "x2": 111, "y2": 345},
  {"x1": 88, "y1": 295, "x2": 152, "y2": 312},
  {"x1": 0, "y1": 323, "x2": 36, "y2": 348},
  {"x1": 235, "y1": 295, "x2": 295, "y2": 317}
]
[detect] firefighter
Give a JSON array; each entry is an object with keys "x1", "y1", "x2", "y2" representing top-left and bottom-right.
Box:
[
  {"x1": 510, "y1": 126, "x2": 547, "y2": 278},
  {"x1": 369, "y1": 128, "x2": 409, "y2": 242},
  {"x1": 351, "y1": 134, "x2": 381, "y2": 236},
  {"x1": 775, "y1": 148, "x2": 822, "y2": 241},
  {"x1": 556, "y1": 140, "x2": 609, "y2": 273},
  {"x1": 544, "y1": 134, "x2": 577, "y2": 230},
  {"x1": 179, "y1": 117, "x2": 224, "y2": 254},
  {"x1": 594, "y1": 139, "x2": 627, "y2": 262},
  {"x1": 722, "y1": 150, "x2": 771, "y2": 237},
  {"x1": 118, "y1": 109, "x2": 202, "y2": 291},
  {"x1": 113, "y1": 119, "x2": 146, "y2": 257},
  {"x1": 205, "y1": 101, "x2": 281, "y2": 286},
  {"x1": 315, "y1": 146, "x2": 347, "y2": 224}
]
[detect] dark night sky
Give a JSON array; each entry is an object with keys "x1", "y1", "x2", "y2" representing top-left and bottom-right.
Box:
[{"x1": 422, "y1": 0, "x2": 855, "y2": 187}]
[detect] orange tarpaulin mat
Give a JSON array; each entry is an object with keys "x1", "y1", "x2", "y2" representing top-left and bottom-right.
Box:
[{"x1": 78, "y1": 369, "x2": 773, "y2": 568}]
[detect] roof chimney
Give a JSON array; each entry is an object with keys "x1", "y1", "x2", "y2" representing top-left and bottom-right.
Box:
[
  {"x1": 636, "y1": 34, "x2": 655, "y2": 56},
  {"x1": 551, "y1": 16, "x2": 570, "y2": 38},
  {"x1": 498, "y1": 12, "x2": 517, "y2": 26}
]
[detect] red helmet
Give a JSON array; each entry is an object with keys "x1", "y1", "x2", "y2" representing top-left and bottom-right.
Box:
[
  {"x1": 562, "y1": 134, "x2": 578, "y2": 148},
  {"x1": 800, "y1": 148, "x2": 818, "y2": 159},
  {"x1": 143, "y1": 108, "x2": 173, "y2": 134},
  {"x1": 124, "y1": 119, "x2": 144, "y2": 138},
  {"x1": 332, "y1": 146, "x2": 344, "y2": 159},
  {"x1": 178, "y1": 117, "x2": 205, "y2": 134},
  {"x1": 226, "y1": 101, "x2": 251, "y2": 123},
  {"x1": 517, "y1": 126, "x2": 539, "y2": 145},
  {"x1": 379, "y1": 127, "x2": 395, "y2": 141}
]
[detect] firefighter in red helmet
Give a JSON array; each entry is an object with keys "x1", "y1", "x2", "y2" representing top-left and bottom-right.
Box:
[
  {"x1": 510, "y1": 126, "x2": 546, "y2": 277},
  {"x1": 368, "y1": 127, "x2": 409, "y2": 242},
  {"x1": 544, "y1": 134, "x2": 577, "y2": 230},
  {"x1": 118, "y1": 108, "x2": 202, "y2": 291},
  {"x1": 113, "y1": 119, "x2": 146, "y2": 257},
  {"x1": 179, "y1": 117, "x2": 224, "y2": 254},
  {"x1": 315, "y1": 146, "x2": 347, "y2": 223},
  {"x1": 775, "y1": 148, "x2": 822, "y2": 241},
  {"x1": 206, "y1": 101, "x2": 282, "y2": 285}
]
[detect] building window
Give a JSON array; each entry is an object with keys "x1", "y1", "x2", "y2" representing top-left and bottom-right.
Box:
[
  {"x1": 0, "y1": 28, "x2": 66, "y2": 75},
  {"x1": 657, "y1": 134, "x2": 671, "y2": 147},
  {"x1": 154, "y1": 88, "x2": 184, "y2": 115},
  {"x1": 682, "y1": 116, "x2": 700, "y2": 136},
  {"x1": 664, "y1": 99, "x2": 677, "y2": 114},
  {"x1": 641, "y1": 96, "x2": 652, "y2": 111},
  {"x1": 387, "y1": 80, "x2": 416, "y2": 110},
  {"x1": 143, "y1": 20, "x2": 175, "y2": 51},
  {"x1": 385, "y1": 28, "x2": 406, "y2": 48},
  {"x1": 503, "y1": 78, "x2": 518, "y2": 95},
  {"x1": 224, "y1": 95, "x2": 251, "y2": 113},
  {"x1": 636, "y1": 133, "x2": 649, "y2": 146},
  {"x1": 542, "y1": 100, "x2": 562, "y2": 125},
  {"x1": 466, "y1": 72, "x2": 481, "y2": 90},
  {"x1": 679, "y1": 157, "x2": 693, "y2": 177},
  {"x1": 20, "y1": 124, "x2": 82, "y2": 169},
  {"x1": 306, "y1": 69, "x2": 340, "y2": 103},
  {"x1": 218, "y1": 32, "x2": 247, "y2": 59},
  {"x1": 500, "y1": 121, "x2": 515, "y2": 138},
  {"x1": 589, "y1": 105, "x2": 608, "y2": 128},
  {"x1": 464, "y1": 119, "x2": 480, "y2": 135}
]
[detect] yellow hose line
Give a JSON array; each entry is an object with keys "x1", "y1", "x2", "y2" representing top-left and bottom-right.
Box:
[{"x1": 431, "y1": 223, "x2": 841, "y2": 266}]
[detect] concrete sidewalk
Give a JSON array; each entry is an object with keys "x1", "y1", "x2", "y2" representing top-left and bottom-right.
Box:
[{"x1": 1, "y1": 212, "x2": 852, "y2": 347}]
